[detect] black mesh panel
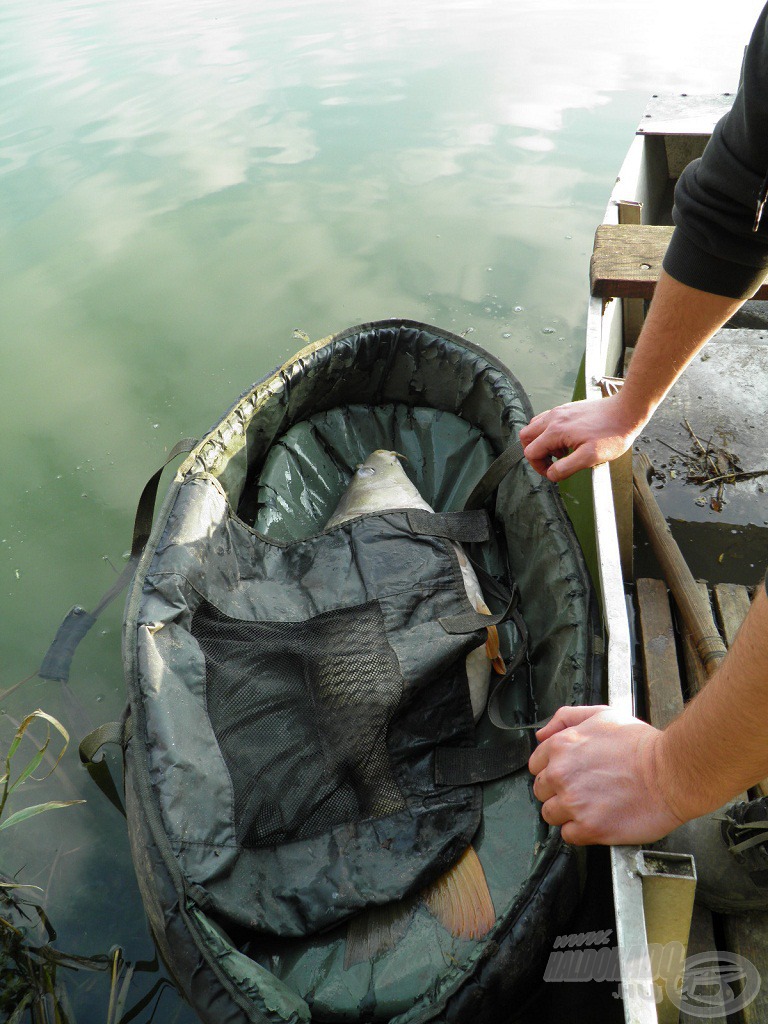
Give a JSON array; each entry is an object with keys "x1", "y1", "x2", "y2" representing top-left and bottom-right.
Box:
[{"x1": 192, "y1": 600, "x2": 407, "y2": 848}]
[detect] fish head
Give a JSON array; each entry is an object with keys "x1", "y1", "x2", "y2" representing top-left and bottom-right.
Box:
[
  {"x1": 326, "y1": 450, "x2": 430, "y2": 528},
  {"x1": 355, "y1": 450, "x2": 405, "y2": 478}
]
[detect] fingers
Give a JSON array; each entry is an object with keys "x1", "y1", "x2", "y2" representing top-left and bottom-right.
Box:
[
  {"x1": 543, "y1": 446, "x2": 598, "y2": 482},
  {"x1": 518, "y1": 411, "x2": 550, "y2": 444},
  {"x1": 560, "y1": 820, "x2": 589, "y2": 846},
  {"x1": 529, "y1": 706, "x2": 608, "y2": 775},
  {"x1": 519, "y1": 410, "x2": 563, "y2": 477},
  {"x1": 520, "y1": 397, "x2": 637, "y2": 483},
  {"x1": 521, "y1": 423, "x2": 569, "y2": 478},
  {"x1": 538, "y1": 797, "x2": 591, "y2": 846},
  {"x1": 535, "y1": 704, "x2": 608, "y2": 741}
]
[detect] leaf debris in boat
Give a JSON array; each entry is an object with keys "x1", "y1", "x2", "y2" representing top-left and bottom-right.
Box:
[{"x1": 659, "y1": 420, "x2": 768, "y2": 513}]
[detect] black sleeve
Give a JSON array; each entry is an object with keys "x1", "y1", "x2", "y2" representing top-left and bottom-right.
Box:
[{"x1": 663, "y1": 2, "x2": 768, "y2": 299}]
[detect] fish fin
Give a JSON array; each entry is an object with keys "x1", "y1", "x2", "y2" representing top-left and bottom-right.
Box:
[
  {"x1": 344, "y1": 896, "x2": 418, "y2": 969},
  {"x1": 422, "y1": 846, "x2": 495, "y2": 940},
  {"x1": 484, "y1": 622, "x2": 499, "y2": 658},
  {"x1": 484, "y1": 624, "x2": 506, "y2": 676}
]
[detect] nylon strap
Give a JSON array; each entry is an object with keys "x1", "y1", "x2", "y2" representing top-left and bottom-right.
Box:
[
  {"x1": 39, "y1": 438, "x2": 198, "y2": 682},
  {"x1": 434, "y1": 714, "x2": 554, "y2": 786},
  {"x1": 39, "y1": 608, "x2": 98, "y2": 682},
  {"x1": 79, "y1": 718, "x2": 133, "y2": 818},
  {"x1": 405, "y1": 509, "x2": 490, "y2": 543},
  {"x1": 434, "y1": 734, "x2": 533, "y2": 785},
  {"x1": 79, "y1": 720, "x2": 128, "y2": 765},
  {"x1": 439, "y1": 590, "x2": 517, "y2": 635},
  {"x1": 464, "y1": 436, "x2": 525, "y2": 511}
]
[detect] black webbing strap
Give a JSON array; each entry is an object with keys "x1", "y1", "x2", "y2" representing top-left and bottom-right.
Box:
[
  {"x1": 464, "y1": 436, "x2": 525, "y2": 511},
  {"x1": 434, "y1": 734, "x2": 534, "y2": 785},
  {"x1": 79, "y1": 718, "x2": 133, "y2": 818},
  {"x1": 434, "y1": 716, "x2": 552, "y2": 786},
  {"x1": 439, "y1": 590, "x2": 517, "y2": 635},
  {"x1": 405, "y1": 509, "x2": 490, "y2": 544},
  {"x1": 486, "y1": 638, "x2": 529, "y2": 731},
  {"x1": 39, "y1": 438, "x2": 198, "y2": 682}
]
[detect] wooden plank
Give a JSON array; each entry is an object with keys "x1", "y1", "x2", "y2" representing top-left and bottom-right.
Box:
[
  {"x1": 635, "y1": 581, "x2": 726, "y2": 1024},
  {"x1": 713, "y1": 583, "x2": 751, "y2": 647},
  {"x1": 591, "y1": 225, "x2": 672, "y2": 300},
  {"x1": 722, "y1": 911, "x2": 768, "y2": 1024},
  {"x1": 636, "y1": 578, "x2": 683, "y2": 729},
  {"x1": 591, "y1": 224, "x2": 768, "y2": 300},
  {"x1": 680, "y1": 905, "x2": 728, "y2": 1024}
]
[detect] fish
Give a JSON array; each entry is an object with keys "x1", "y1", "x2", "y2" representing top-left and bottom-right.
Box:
[
  {"x1": 326, "y1": 450, "x2": 496, "y2": 964},
  {"x1": 326, "y1": 449, "x2": 505, "y2": 721}
]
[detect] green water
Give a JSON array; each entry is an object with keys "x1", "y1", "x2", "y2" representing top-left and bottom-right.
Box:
[{"x1": 1, "y1": 1, "x2": 763, "y2": 1019}]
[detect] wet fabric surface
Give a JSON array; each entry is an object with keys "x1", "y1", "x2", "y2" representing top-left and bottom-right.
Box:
[{"x1": 125, "y1": 322, "x2": 600, "y2": 1022}]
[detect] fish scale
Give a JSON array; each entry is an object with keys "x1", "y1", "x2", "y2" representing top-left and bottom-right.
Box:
[{"x1": 327, "y1": 449, "x2": 497, "y2": 960}]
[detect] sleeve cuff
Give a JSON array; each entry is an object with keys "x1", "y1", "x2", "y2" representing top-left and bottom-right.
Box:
[{"x1": 663, "y1": 227, "x2": 767, "y2": 301}]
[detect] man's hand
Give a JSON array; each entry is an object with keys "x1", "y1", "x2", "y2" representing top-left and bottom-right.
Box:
[
  {"x1": 519, "y1": 271, "x2": 749, "y2": 484},
  {"x1": 528, "y1": 706, "x2": 684, "y2": 846},
  {"x1": 519, "y1": 395, "x2": 641, "y2": 482}
]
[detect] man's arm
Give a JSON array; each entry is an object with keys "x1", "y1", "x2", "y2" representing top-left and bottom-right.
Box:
[
  {"x1": 519, "y1": 269, "x2": 747, "y2": 481},
  {"x1": 528, "y1": 584, "x2": 768, "y2": 845}
]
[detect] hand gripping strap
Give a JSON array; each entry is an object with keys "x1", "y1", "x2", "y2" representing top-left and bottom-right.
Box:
[
  {"x1": 434, "y1": 717, "x2": 552, "y2": 786},
  {"x1": 434, "y1": 732, "x2": 534, "y2": 785},
  {"x1": 463, "y1": 436, "x2": 525, "y2": 511}
]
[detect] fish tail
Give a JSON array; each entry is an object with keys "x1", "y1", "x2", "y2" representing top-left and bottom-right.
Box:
[
  {"x1": 422, "y1": 846, "x2": 495, "y2": 940},
  {"x1": 344, "y1": 896, "x2": 418, "y2": 969},
  {"x1": 484, "y1": 624, "x2": 506, "y2": 674}
]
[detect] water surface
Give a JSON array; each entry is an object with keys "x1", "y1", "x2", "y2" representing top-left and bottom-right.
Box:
[{"x1": 1, "y1": 1, "x2": 764, "y2": 1019}]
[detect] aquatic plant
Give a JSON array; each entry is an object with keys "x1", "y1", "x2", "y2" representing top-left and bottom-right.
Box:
[
  {"x1": 0, "y1": 710, "x2": 170, "y2": 1023},
  {"x1": 0, "y1": 710, "x2": 84, "y2": 835}
]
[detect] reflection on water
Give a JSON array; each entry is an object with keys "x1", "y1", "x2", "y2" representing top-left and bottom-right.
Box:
[{"x1": 1, "y1": 0, "x2": 764, "y2": 1019}]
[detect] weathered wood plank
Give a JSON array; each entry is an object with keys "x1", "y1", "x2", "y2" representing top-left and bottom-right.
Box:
[
  {"x1": 713, "y1": 583, "x2": 751, "y2": 648},
  {"x1": 722, "y1": 911, "x2": 768, "y2": 1024},
  {"x1": 646, "y1": 575, "x2": 768, "y2": 1018},
  {"x1": 634, "y1": 583, "x2": 727, "y2": 1024},
  {"x1": 636, "y1": 578, "x2": 683, "y2": 729},
  {"x1": 591, "y1": 225, "x2": 672, "y2": 300},
  {"x1": 679, "y1": 905, "x2": 728, "y2": 1024},
  {"x1": 591, "y1": 224, "x2": 768, "y2": 300}
]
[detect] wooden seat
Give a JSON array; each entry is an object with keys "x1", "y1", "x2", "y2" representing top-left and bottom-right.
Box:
[{"x1": 590, "y1": 223, "x2": 768, "y2": 300}]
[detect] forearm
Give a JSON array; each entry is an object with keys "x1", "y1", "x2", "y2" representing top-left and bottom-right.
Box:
[
  {"x1": 656, "y1": 585, "x2": 768, "y2": 820},
  {"x1": 616, "y1": 269, "x2": 747, "y2": 431},
  {"x1": 520, "y1": 270, "x2": 749, "y2": 481}
]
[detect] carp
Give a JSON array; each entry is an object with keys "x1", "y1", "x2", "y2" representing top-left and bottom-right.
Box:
[
  {"x1": 326, "y1": 450, "x2": 497, "y2": 961},
  {"x1": 326, "y1": 449, "x2": 505, "y2": 721}
]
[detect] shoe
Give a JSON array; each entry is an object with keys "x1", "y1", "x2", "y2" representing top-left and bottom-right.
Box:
[{"x1": 659, "y1": 797, "x2": 768, "y2": 914}]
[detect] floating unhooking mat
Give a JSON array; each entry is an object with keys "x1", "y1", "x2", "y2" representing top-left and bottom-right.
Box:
[{"x1": 77, "y1": 320, "x2": 602, "y2": 1024}]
